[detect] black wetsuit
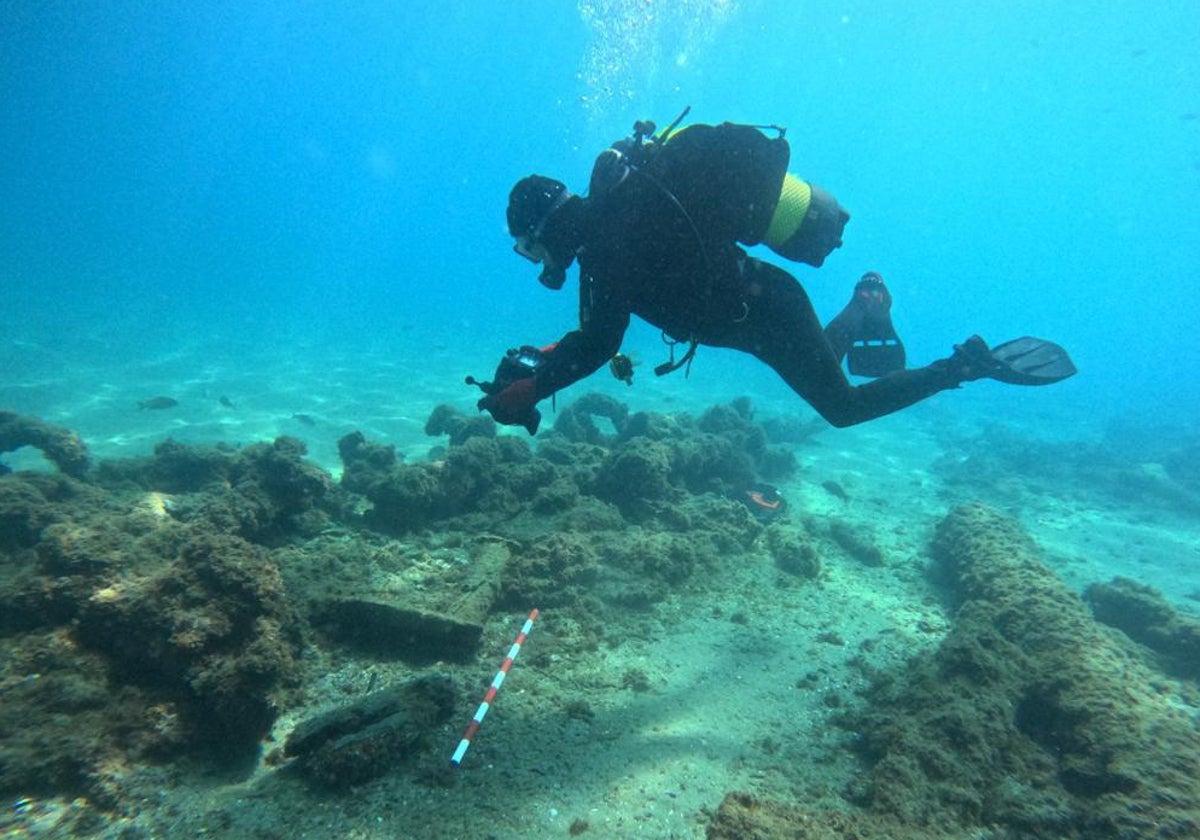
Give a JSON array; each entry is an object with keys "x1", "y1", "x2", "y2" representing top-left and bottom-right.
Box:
[{"x1": 530, "y1": 123, "x2": 956, "y2": 427}]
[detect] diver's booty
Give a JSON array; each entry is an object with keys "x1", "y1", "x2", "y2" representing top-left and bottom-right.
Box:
[
  {"x1": 831, "y1": 271, "x2": 907, "y2": 377},
  {"x1": 935, "y1": 335, "x2": 1002, "y2": 385}
]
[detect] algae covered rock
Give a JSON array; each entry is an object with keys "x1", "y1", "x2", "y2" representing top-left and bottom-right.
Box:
[
  {"x1": 339, "y1": 430, "x2": 444, "y2": 532},
  {"x1": 340, "y1": 395, "x2": 795, "y2": 538},
  {"x1": 0, "y1": 504, "x2": 304, "y2": 806},
  {"x1": 0, "y1": 410, "x2": 90, "y2": 478},
  {"x1": 594, "y1": 437, "x2": 677, "y2": 514},
  {"x1": 95, "y1": 436, "x2": 334, "y2": 542},
  {"x1": 0, "y1": 473, "x2": 68, "y2": 550},
  {"x1": 0, "y1": 628, "x2": 184, "y2": 811},
  {"x1": 848, "y1": 502, "x2": 1200, "y2": 838},
  {"x1": 1085, "y1": 576, "x2": 1200, "y2": 679},
  {"x1": 499, "y1": 531, "x2": 600, "y2": 609},
  {"x1": 196, "y1": 436, "x2": 332, "y2": 541},
  {"x1": 552, "y1": 392, "x2": 630, "y2": 444},
  {"x1": 766, "y1": 523, "x2": 821, "y2": 578},
  {"x1": 706, "y1": 791, "x2": 961, "y2": 840},
  {"x1": 424, "y1": 403, "x2": 496, "y2": 446},
  {"x1": 76, "y1": 530, "x2": 302, "y2": 750},
  {"x1": 125, "y1": 438, "x2": 236, "y2": 493},
  {"x1": 315, "y1": 598, "x2": 484, "y2": 663},
  {"x1": 340, "y1": 431, "x2": 550, "y2": 533},
  {"x1": 828, "y1": 519, "x2": 884, "y2": 567},
  {"x1": 284, "y1": 673, "x2": 455, "y2": 788}
]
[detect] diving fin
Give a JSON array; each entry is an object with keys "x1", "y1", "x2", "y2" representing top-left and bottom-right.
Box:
[
  {"x1": 952, "y1": 335, "x2": 1077, "y2": 386},
  {"x1": 848, "y1": 335, "x2": 906, "y2": 378},
  {"x1": 986, "y1": 336, "x2": 1077, "y2": 385},
  {"x1": 837, "y1": 272, "x2": 907, "y2": 378}
]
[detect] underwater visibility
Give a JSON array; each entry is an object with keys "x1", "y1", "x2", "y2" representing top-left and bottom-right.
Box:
[{"x1": 2, "y1": 3, "x2": 1198, "y2": 839}]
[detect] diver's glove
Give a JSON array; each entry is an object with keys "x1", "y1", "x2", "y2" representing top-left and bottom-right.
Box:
[
  {"x1": 467, "y1": 346, "x2": 546, "y2": 435},
  {"x1": 478, "y1": 378, "x2": 541, "y2": 435}
]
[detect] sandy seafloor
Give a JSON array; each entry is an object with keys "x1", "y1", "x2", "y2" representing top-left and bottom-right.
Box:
[{"x1": 2, "y1": 328, "x2": 1198, "y2": 840}]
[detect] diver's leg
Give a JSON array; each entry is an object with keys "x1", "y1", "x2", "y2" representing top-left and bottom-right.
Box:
[
  {"x1": 709, "y1": 260, "x2": 957, "y2": 428},
  {"x1": 823, "y1": 306, "x2": 857, "y2": 364}
]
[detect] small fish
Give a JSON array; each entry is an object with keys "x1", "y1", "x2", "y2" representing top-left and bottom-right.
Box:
[
  {"x1": 138, "y1": 396, "x2": 178, "y2": 410},
  {"x1": 292, "y1": 413, "x2": 316, "y2": 427},
  {"x1": 219, "y1": 395, "x2": 235, "y2": 409},
  {"x1": 821, "y1": 480, "x2": 850, "y2": 503}
]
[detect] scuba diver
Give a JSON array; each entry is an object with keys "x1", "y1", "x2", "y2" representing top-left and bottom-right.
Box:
[{"x1": 470, "y1": 110, "x2": 1075, "y2": 434}]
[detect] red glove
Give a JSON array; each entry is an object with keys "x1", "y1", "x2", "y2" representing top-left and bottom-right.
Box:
[{"x1": 477, "y1": 377, "x2": 542, "y2": 434}]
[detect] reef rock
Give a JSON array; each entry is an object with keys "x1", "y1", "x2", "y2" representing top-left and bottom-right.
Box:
[
  {"x1": 1085, "y1": 575, "x2": 1200, "y2": 679},
  {"x1": 95, "y1": 436, "x2": 334, "y2": 543},
  {"x1": 339, "y1": 431, "x2": 549, "y2": 533},
  {"x1": 75, "y1": 529, "x2": 302, "y2": 749},
  {"x1": 0, "y1": 411, "x2": 89, "y2": 478},
  {"x1": 705, "y1": 792, "x2": 959, "y2": 840},
  {"x1": 284, "y1": 673, "x2": 455, "y2": 788},
  {"x1": 315, "y1": 598, "x2": 483, "y2": 663},
  {"x1": 848, "y1": 502, "x2": 1200, "y2": 838},
  {"x1": 424, "y1": 403, "x2": 496, "y2": 446}
]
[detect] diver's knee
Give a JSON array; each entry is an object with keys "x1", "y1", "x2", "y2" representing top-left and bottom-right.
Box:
[{"x1": 813, "y1": 403, "x2": 859, "y2": 428}]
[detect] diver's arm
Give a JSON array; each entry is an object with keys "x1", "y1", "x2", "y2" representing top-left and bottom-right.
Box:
[
  {"x1": 532, "y1": 275, "x2": 630, "y2": 398},
  {"x1": 474, "y1": 318, "x2": 625, "y2": 435},
  {"x1": 475, "y1": 274, "x2": 629, "y2": 433}
]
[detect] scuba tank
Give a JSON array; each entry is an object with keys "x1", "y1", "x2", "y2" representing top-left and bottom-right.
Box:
[
  {"x1": 587, "y1": 109, "x2": 692, "y2": 199},
  {"x1": 585, "y1": 107, "x2": 710, "y2": 376}
]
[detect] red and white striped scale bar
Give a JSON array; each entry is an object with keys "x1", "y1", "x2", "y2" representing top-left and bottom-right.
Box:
[{"x1": 450, "y1": 607, "x2": 540, "y2": 767}]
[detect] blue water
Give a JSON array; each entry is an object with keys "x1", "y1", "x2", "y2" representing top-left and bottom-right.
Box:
[{"x1": 2, "y1": 3, "x2": 1197, "y2": 523}]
